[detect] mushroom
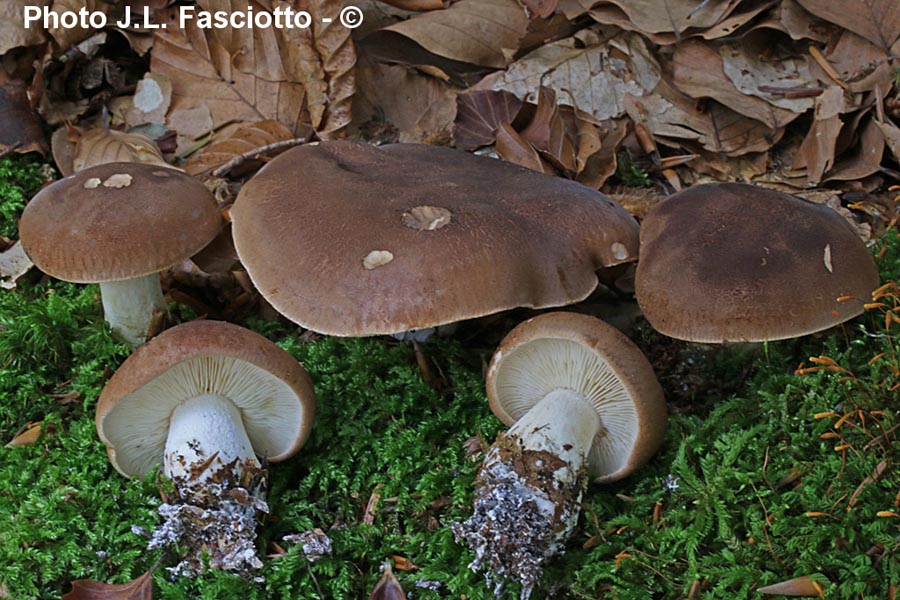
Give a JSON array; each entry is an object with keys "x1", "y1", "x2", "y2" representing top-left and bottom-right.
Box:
[
  {"x1": 635, "y1": 183, "x2": 880, "y2": 342},
  {"x1": 19, "y1": 162, "x2": 222, "y2": 347},
  {"x1": 453, "y1": 312, "x2": 666, "y2": 598},
  {"x1": 230, "y1": 141, "x2": 640, "y2": 337},
  {"x1": 95, "y1": 320, "x2": 316, "y2": 578}
]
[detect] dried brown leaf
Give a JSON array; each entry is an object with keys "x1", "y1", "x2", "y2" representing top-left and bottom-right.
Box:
[
  {"x1": 0, "y1": 75, "x2": 48, "y2": 156},
  {"x1": 672, "y1": 39, "x2": 799, "y2": 129},
  {"x1": 5, "y1": 421, "x2": 45, "y2": 448},
  {"x1": 185, "y1": 120, "x2": 294, "y2": 175},
  {"x1": 495, "y1": 121, "x2": 553, "y2": 173},
  {"x1": 522, "y1": 0, "x2": 559, "y2": 18},
  {"x1": 454, "y1": 90, "x2": 523, "y2": 150},
  {"x1": 369, "y1": 564, "x2": 407, "y2": 600},
  {"x1": 62, "y1": 570, "x2": 153, "y2": 600},
  {"x1": 381, "y1": 0, "x2": 528, "y2": 68},
  {"x1": 474, "y1": 31, "x2": 661, "y2": 122},
  {"x1": 47, "y1": 0, "x2": 120, "y2": 53},
  {"x1": 377, "y1": 0, "x2": 444, "y2": 9},
  {"x1": 353, "y1": 56, "x2": 457, "y2": 143},
  {"x1": 1, "y1": 0, "x2": 48, "y2": 54},
  {"x1": 757, "y1": 574, "x2": 825, "y2": 597},
  {"x1": 749, "y1": 0, "x2": 834, "y2": 43},
  {"x1": 586, "y1": 0, "x2": 742, "y2": 37},
  {"x1": 0, "y1": 241, "x2": 34, "y2": 291},
  {"x1": 625, "y1": 79, "x2": 782, "y2": 156},
  {"x1": 794, "y1": 86, "x2": 844, "y2": 184},
  {"x1": 72, "y1": 128, "x2": 171, "y2": 172},
  {"x1": 825, "y1": 116, "x2": 885, "y2": 181},
  {"x1": 390, "y1": 555, "x2": 419, "y2": 572},
  {"x1": 719, "y1": 34, "x2": 818, "y2": 113},
  {"x1": 576, "y1": 116, "x2": 627, "y2": 188},
  {"x1": 151, "y1": 7, "x2": 309, "y2": 139},
  {"x1": 816, "y1": 31, "x2": 897, "y2": 94},
  {"x1": 875, "y1": 117, "x2": 900, "y2": 164},
  {"x1": 519, "y1": 87, "x2": 576, "y2": 174},
  {"x1": 796, "y1": 0, "x2": 900, "y2": 51}
]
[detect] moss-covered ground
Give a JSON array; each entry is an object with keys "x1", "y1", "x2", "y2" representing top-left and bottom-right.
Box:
[{"x1": 1, "y1": 156, "x2": 898, "y2": 598}]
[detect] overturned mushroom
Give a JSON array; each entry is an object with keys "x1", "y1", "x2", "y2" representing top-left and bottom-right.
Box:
[
  {"x1": 95, "y1": 320, "x2": 316, "y2": 578},
  {"x1": 453, "y1": 312, "x2": 666, "y2": 599},
  {"x1": 19, "y1": 163, "x2": 222, "y2": 346},
  {"x1": 635, "y1": 183, "x2": 880, "y2": 342},
  {"x1": 231, "y1": 141, "x2": 639, "y2": 337}
]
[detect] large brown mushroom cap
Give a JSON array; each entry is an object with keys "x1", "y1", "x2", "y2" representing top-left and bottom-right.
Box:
[
  {"x1": 635, "y1": 183, "x2": 880, "y2": 343},
  {"x1": 20, "y1": 162, "x2": 222, "y2": 283},
  {"x1": 231, "y1": 141, "x2": 640, "y2": 336},
  {"x1": 96, "y1": 320, "x2": 316, "y2": 479},
  {"x1": 486, "y1": 312, "x2": 667, "y2": 483}
]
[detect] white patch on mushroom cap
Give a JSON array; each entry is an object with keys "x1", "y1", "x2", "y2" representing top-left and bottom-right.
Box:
[
  {"x1": 83, "y1": 178, "x2": 102, "y2": 189},
  {"x1": 611, "y1": 242, "x2": 629, "y2": 261},
  {"x1": 99, "y1": 356, "x2": 307, "y2": 478},
  {"x1": 823, "y1": 243, "x2": 833, "y2": 273},
  {"x1": 363, "y1": 250, "x2": 394, "y2": 270},
  {"x1": 103, "y1": 173, "x2": 133, "y2": 188},
  {"x1": 492, "y1": 338, "x2": 639, "y2": 479},
  {"x1": 401, "y1": 206, "x2": 453, "y2": 231}
]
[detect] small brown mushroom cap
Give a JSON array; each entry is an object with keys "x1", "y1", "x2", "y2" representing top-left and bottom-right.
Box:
[
  {"x1": 96, "y1": 320, "x2": 316, "y2": 479},
  {"x1": 486, "y1": 312, "x2": 667, "y2": 483},
  {"x1": 635, "y1": 183, "x2": 880, "y2": 343},
  {"x1": 231, "y1": 141, "x2": 640, "y2": 336},
  {"x1": 20, "y1": 162, "x2": 222, "y2": 283}
]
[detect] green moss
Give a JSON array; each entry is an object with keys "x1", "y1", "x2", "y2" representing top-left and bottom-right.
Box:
[{"x1": 0, "y1": 155, "x2": 47, "y2": 238}]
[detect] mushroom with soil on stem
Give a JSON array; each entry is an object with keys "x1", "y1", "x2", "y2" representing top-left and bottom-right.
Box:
[
  {"x1": 19, "y1": 162, "x2": 222, "y2": 347},
  {"x1": 95, "y1": 320, "x2": 316, "y2": 578},
  {"x1": 453, "y1": 312, "x2": 667, "y2": 599},
  {"x1": 635, "y1": 182, "x2": 880, "y2": 343},
  {"x1": 230, "y1": 141, "x2": 640, "y2": 339}
]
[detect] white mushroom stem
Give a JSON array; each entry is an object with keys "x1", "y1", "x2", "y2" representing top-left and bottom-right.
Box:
[
  {"x1": 506, "y1": 388, "x2": 600, "y2": 475},
  {"x1": 163, "y1": 394, "x2": 259, "y2": 483},
  {"x1": 100, "y1": 274, "x2": 166, "y2": 347},
  {"x1": 453, "y1": 390, "x2": 601, "y2": 599}
]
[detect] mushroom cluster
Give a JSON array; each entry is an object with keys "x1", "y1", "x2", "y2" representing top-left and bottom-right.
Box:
[{"x1": 19, "y1": 134, "x2": 881, "y2": 596}]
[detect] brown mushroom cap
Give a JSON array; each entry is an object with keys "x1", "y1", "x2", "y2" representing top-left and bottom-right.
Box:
[
  {"x1": 96, "y1": 320, "x2": 316, "y2": 479},
  {"x1": 486, "y1": 312, "x2": 667, "y2": 483},
  {"x1": 231, "y1": 141, "x2": 640, "y2": 336},
  {"x1": 635, "y1": 183, "x2": 880, "y2": 343},
  {"x1": 20, "y1": 162, "x2": 222, "y2": 283}
]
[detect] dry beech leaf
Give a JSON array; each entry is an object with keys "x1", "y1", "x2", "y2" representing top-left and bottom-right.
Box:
[
  {"x1": 796, "y1": 0, "x2": 900, "y2": 51},
  {"x1": 495, "y1": 121, "x2": 552, "y2": 173},
  {"x1": 185, "y1": 120, "x2": 294, "y2": 175},
  {"x1": 0, "y1": 74, "x2": 48, "y2": 156},
  {"x1": 523, "y1": 0, "x2": 559, "y2": 19},
  {"x1": 73, "y1": 128, "x2": 171, "y2": 172},
  {"x1": 672, "y1": 39, "x2": 799, "y2": 129},
  {"x1": 818, "y1": 31, "x2": 897, "y2": 94},
  {"x1": 825, "y1": 117, "x2": 885, "y2": 182},
  {"x1": 0, "y1": 0, "x2": 48, "y2": 54},
  {"x1": 748, "y1": 0, "x2": 834, "y2": 43},
  {"x1": 5, "y1": 421, "x2": 46, "y2": 448},
  {"x1": 381, "y1": 0, "x2": 528, "y2": 69},
  {"x1": 151, "y1": 6, "x2": 307, "y2": 138},
  {"x1": 352, "y1": 56, "x2": 457, "y2": 144},
  {"x1": 718, "y1": 34, "x2": 818, "y2": 113},
  {"x1": 519, "y1": 86, "x2": 576, "y2": 174},
  {"x1": 585, "y1": 0, "x2": 743, "y2": 39},
  {"x1": 793, "y1": 86, "x2": 844, "y2": 184},
  {"x1": 474, "y1": 31, "x2": 661, "y2": 122},
  {"x1": 875, "y1": 118, "x2": 900, "y2": 164},
  {"x1": 0, "y1": 241, "x2": 34, "y2": 291},
  {"x1": 47, "y1": 0, "x2": 121, "y2": 54},
  {"x1": 454, "y1": 90, "x2": 524, "y2": 151},
  {"x1": 625, "y1": 79, "x2": 783, "y2": 156},
  {"x1": 62, "y1": 570, "x2": 153, "y2": 600},
  {"x1": 576, "y1": 116, "x2": 628, "y2": 188},
  {"x1": 374, "y1": 0, "x2": 444, "y2": 11},
  {"x1": 389, "y1": 555, "x2": 419, "y2": 572},
  {"x1": 369, "y1": 564, "x2": 406, "y2": 600},
  {"x1": 757, "y1": 574, "x2": 825, "y2": 597}
]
